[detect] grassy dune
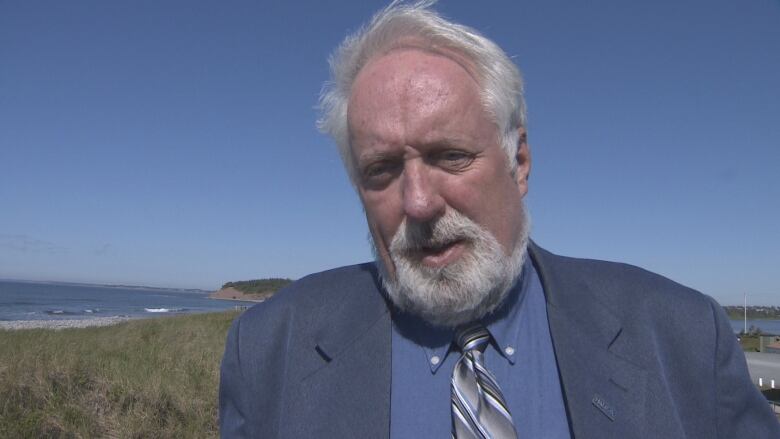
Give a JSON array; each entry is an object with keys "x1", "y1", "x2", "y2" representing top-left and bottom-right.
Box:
[{"x1": 0, "y1": 311, "x2": 240, "y2": 438}]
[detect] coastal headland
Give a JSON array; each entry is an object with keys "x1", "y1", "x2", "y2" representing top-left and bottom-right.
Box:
[
  {"x1": 209, "y1": 286, "x2": 265, "y2": 302},
  {"x1": 209, "y1": 278, "x2": 293, "y2": 302}
]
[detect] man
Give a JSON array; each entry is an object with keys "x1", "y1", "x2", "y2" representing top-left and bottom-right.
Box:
[{"x1": 219, "y1": 2, "x2": 779, "y2": 438}]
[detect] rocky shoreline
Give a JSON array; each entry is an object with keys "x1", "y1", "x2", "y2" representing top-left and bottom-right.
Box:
[{"x1": 0, "y1": 316, "x2": 136, "y2": 331}]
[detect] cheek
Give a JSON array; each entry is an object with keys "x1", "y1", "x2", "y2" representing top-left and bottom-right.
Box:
[
  {"x1": 441, "y1": 173, "x2": 495, "y2": 216},
  {"x1": 361, "y1": 191, "x2": 403, "y2": 278},
  {"x1": 361, "y1": 190, "x2": 403, "y2": 246},
  {"x1": 444, "y1": 172, "x2": 521, "y2": 243},
  {"x1": 488, "y1": 181, "x2": 525, "y2": 248}
]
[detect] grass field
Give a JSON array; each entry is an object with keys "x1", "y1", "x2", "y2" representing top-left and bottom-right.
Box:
[
  {"x1": 739, "y1": 334, "x2": 761, "y2": 352},
  {"x1": 0, "y1": 310, "x2": 240, "y2": 438}
]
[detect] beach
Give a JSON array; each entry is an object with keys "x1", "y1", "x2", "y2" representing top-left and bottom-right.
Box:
[{"x1": 0, "y1": 316, "x2": 136, "y2": 330}]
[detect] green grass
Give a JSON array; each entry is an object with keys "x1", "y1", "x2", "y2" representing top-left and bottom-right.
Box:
[
  {"x1": 739, "y1": 334, "x2": 761, "y2": 352},
  {"x1": 0, "y1": 311, "x2": 240, "y2": 438}
]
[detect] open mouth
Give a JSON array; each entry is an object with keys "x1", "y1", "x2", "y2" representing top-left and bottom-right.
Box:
[{"x1": 416, "y1": 239, "x2": 466, "y2": 268}]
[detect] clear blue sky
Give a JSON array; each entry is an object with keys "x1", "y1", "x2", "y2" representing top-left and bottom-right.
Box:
[{"x1": 1, "y1": 0, "x2": 778, "y2": 306}]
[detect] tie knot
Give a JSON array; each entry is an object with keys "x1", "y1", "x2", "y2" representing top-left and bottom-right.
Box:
[{"x1": 454, "y1": 323, "x2": 490, "y2": 353}]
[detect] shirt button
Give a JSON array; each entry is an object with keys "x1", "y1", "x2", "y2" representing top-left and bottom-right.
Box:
[
  {"x1": 430, "y1": 355, "x2": 441, "y2": 365},
  {"x1": 504, "y1": 346, "x2": 515, "y2": 356}
]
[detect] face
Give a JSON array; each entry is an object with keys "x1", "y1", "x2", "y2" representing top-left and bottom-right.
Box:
[{"x1": 347, "y1": 49, "x2": 531, "y2": 325}]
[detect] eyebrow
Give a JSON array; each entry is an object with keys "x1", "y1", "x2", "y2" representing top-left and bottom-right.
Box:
[
  {"x1": 357, "y1": 150, "x2": 401, "y2": 168},
  {"x1": 423, "y1": 137, "x2": 469, "y2": 149},
  {"x1": 357, "y1": 137, "x2": 473, "y2": 164}
]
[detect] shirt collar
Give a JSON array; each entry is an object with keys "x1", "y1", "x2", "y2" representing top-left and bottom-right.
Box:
[
  {"x1": 392, "y1": 309, "x2": 454, "y2": 373},
  {"x1": 391, "y1": 254, "x2": 532, "y2": 374},
  {"x1": 482, "y1": 256, "x2": 532, "y2": 366}
]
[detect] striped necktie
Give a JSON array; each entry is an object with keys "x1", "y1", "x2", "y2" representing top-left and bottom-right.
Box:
[{"x1": 451, "y1": 324, "x2": 518, "y2": 439}]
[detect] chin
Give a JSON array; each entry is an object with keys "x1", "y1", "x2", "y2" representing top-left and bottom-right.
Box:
[{"x1": 371, "y1": 205, "x2": 530, "y2": 328}]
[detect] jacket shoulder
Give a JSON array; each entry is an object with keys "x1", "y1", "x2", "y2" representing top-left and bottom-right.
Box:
[
  {"x1": 219, "y1": 262, "x2": 383, "y2": 436},
  {"x1": 235, "y1": 262, "x2": 380, "y2": 331},
  {"x1": 530, "y1": 243, "x2": 719, "y2": 327}
]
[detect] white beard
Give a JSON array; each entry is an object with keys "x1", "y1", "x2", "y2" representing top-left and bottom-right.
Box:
[{"x1": 372, "y1": 205, "x2": 529, "y2": 328}]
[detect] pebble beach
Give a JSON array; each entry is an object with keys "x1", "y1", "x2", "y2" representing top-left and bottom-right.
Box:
[{"x1": 0, "y1": 316, "x2": 136, "y2": 330}]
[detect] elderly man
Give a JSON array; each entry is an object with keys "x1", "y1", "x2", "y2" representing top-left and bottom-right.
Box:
[{"x1": 219, "y1": 2, "x2": 779, "y2": 438}]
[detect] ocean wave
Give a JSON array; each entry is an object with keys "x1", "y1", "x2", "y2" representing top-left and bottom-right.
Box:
[
  {"x1": 143, "y1": 307, "x2": 185, "y2": 313},
  {"x1": 44, "y1": 309, "x2": 104, "y2": 316}
]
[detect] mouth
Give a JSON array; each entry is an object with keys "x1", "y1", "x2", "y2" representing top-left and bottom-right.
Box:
[{"x1": 414, "y1": 239, "x2": 466, "y2": 268}]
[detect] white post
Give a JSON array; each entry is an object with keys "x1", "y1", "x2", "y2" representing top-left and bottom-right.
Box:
[
  {"x1": 759, "y1": 377, "x2": 763, "y2": 387},
  {"x1": 772, "y1": 379, "x2": 776, "y2": 389}
]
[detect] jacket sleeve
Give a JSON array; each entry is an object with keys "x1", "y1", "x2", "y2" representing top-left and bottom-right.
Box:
[
  {"x1": 710, "y1": 298, "x2": 780, "y2": 437},
  {"x1": 219, "y1": 317, "x2": 250, "y2": 438}
]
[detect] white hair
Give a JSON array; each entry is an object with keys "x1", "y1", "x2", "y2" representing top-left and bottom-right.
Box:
[{"x1": 317, "y1": 0, "x2": 527, "y2": 185}]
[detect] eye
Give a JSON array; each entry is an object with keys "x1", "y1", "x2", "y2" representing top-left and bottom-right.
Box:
[
  {"x1": 361, "y1": 159, "x2": 401, "y2": 187},
  {"x1": 434, "y1": 150, "x2": 475, "y2": 171},
  {"x1": 364, "y1": 161, "x2": 393, "y2": 177}
]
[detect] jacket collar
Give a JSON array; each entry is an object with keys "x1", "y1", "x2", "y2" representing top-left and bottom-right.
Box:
[{"x1": 311, "y1": 264, "x2": 391, "y2": 363}]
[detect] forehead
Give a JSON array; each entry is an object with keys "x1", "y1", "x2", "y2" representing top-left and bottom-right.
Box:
[
  {"x1": 351, "y1": 49, "x2": 482, "y2": 111},
  {"x1": 347, "y1": 48, "x2": 485, "y2": 138},
  {"x1": 353, "y1": 46, "x2": 481, "y2": 94}
]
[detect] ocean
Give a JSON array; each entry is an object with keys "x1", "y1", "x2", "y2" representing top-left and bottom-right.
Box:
[
  {"x1": 0, "y1": 280, "x2": 255, "y2": 321},
  {"x1": 730, "y1": 319, "x2": 780, "y2": 335},
  {"x1": 3, "y1": 279, "x2": 778, "y2": 334}
]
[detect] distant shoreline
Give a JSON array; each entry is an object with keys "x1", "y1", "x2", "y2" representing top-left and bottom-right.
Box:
[
  {"x1": 732, "y1": 317, "x2": 780, "y2": 321},
  {"x1": 0, "y1": 278, "x2": 209, "y2": 294}
]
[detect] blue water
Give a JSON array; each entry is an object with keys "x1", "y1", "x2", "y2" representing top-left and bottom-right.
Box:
[
  {"x1": 730, "y1": 319, "x2": 780, "y2": 335},
  {"x1": 0, "y1": 280, "x2": 255, "y2": 321}
]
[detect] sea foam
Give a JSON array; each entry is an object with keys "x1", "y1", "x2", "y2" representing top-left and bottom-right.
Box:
[{"x1": 143, "y1": 307, "x2": 185, "y2": 313}]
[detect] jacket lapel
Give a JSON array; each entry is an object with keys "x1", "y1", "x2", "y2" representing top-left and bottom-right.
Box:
[
  {"x1": 529, "y1": 243, "x2": 650, "y2": 438},
  {"x1": 279, "y1": 264, "x2": 392, "y2": 439}
]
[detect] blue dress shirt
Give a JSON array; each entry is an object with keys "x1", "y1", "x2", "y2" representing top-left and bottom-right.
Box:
[{"x1": 390, "y1": 256, "x2": 571, "y2": 438}]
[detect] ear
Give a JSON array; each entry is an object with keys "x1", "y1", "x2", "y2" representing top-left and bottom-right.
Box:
[{"x1": 514, "y1": 127, "x2": 531, "y2": 197}]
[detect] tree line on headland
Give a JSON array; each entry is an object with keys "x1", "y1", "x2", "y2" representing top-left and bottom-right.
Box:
[{"x1": 221, "y1": 278, "x2": 292, "y2": 294}]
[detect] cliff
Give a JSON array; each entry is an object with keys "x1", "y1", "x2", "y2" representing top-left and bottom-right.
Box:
[{"x1": 209, "y1": 287, "x2": 267, "y2": 302}]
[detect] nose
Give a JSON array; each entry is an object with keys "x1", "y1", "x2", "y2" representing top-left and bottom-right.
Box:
[{"x1": 402, "y1": 160, "x2": 445, "y2": 223}]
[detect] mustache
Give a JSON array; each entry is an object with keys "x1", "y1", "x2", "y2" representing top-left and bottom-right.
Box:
[{"x1": 389, "y1": 210, "x2": 482, "y2": 253}]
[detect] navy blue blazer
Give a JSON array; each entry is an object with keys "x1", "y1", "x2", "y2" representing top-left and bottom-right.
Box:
[{"x1": 219, "y1": 243, "x2": 780, "y2": 438}]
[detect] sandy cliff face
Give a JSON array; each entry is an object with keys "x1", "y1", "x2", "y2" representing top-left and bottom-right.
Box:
[{"x1": 209, "y1": 287, "x2": 267, "y2": 302}]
